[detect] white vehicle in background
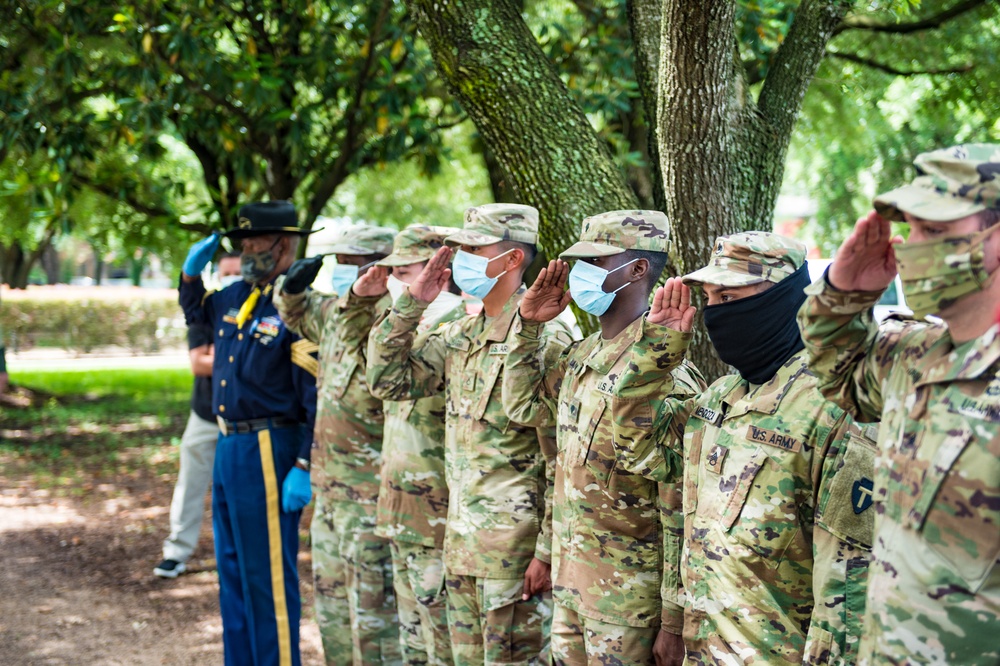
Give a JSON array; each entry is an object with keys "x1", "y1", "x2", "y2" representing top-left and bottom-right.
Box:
[{"x1": 806, "y1": 258, "x2": 911, "y2": 323}]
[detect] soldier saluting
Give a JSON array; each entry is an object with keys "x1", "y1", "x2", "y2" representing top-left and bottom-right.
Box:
[{"x1": 799, "y1": 144, "x2": 1000, "y2": 664}]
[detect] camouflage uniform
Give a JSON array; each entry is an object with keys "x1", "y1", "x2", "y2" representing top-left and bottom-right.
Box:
[
  {"x1": 798, "y1": 145, "x2": 1000, "y2": 665},
  {"x1": 275, "y1": 224, "x2": 401, "y2": 666},
  {"x1": 371, "y1": 226, "x2": 468, "y2": 666},
  {"x1": 501, "y1": 210, "x2": 707, "y2": 665},
  {"x1": 366, "y1": 205, "x2": 574, "y2": 665},
  {"x1": 615, "y1": 233, "x2": 876, "y2": 666}
]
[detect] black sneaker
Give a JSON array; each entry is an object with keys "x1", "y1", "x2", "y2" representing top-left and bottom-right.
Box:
[{"x1": 153, "y1": 559, "x2": 187, "y2": 578}]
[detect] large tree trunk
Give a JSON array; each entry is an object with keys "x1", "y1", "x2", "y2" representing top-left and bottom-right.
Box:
[
  {"x1": 654, "y1": 0, "x2": 850, "y2": 380},
  {"x1": 405, "y1": 0, "x2": 638, "y2": 261},
  {"x1": 0, "y1": 242, "x2": 32, "y2": 289}
]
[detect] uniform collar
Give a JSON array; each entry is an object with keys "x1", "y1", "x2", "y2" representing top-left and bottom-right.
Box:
[
  {"x1": 721, "y1": 351, "x2": 810, "y2": 419},
  {"x1": 585, "y1": 313, "x2": 645, "y2": 375},
  {"x1": 915, "y1": 322, "x2": 1000, "y2": 388},
  {"x1": 473, "y1": 285, "x2": 526, "y2": 348}
]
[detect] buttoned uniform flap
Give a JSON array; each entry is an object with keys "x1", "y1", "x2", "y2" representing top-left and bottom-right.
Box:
[
  {"x1": 816, "y1": 427, "x2": 877, "y2": 548},
  {"x1": 908, "y1": 400, "x2": 999, "y2": 592}
]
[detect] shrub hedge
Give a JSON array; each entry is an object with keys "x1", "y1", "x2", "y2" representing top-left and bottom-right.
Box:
[{"x1": 3, "y1": 297, "x2": 186, "y2": 355}]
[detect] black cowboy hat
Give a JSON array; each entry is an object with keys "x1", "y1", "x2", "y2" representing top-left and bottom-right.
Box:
[{"x1": 222, "y1": 201, "x2": 322, "y2": 239}]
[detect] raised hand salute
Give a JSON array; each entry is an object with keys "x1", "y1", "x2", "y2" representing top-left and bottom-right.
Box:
[
  {"x1": 351, "y1": 264, "x2": 389, "y2": 298},
  {"x1": 407, "y1": 246, "x2": 453, "y2": 303},
  {"x1": 519, "y1": 259, "x2": 573, "y2": 323},
  {"x1": 648, "y1": 277, "x2": 696, "y2": 332},
  {"x1": 828, "y1": 210, "x2": 903, "y2": 293}
]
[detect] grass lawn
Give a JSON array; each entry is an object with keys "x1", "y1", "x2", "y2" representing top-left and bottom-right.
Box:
[{"x1": 1, "y1": 368, "x2": 193, "y2": 495}]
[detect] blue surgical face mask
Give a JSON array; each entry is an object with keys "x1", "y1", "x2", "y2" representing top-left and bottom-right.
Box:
[
  {"x1": 568, "y1": 258, "x2": 638, "y2": 316},
  {"x1": 331, "y1": 263, "x2": 359, "y2": 295},
  {"x1": 452, "y1": 249, "x2": 514, "y2": 300}
]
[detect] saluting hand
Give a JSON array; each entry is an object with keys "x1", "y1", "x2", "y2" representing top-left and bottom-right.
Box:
[
  {"x1": 828, "y1": 210, "x2": 902, "y2": 292},
  {"x1": 408, "y1": 246, "x2": 453, "y2": 303},
  {"x1": 283, "y1": 255, "x2": 325, "y2": 295},
  {"x1": 648, "y1": 277, "x2": 695, "y2": 332},
  {"x1": 352, "y1": 265, "x2": 389, "y2": 298},
  {"x1": 520, "y1": 259, "x2": 572, "y2": 323}
]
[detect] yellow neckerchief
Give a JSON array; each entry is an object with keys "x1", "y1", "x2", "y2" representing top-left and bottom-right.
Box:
[{"x1": 236, "y1": 283, "x2": 273, "y2": 329}]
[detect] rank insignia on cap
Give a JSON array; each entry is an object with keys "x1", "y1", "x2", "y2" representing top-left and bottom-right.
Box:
[
  {"x1": 239, "y1": 217, "x2": 252, "y2": 229},
  {"x1": 852, "y1": 478, "x2": 874, "y2": 514}
]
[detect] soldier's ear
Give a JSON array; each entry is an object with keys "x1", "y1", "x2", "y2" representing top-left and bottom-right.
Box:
[{"x1": 631, "y1": 258, "x2": 649, "y2": 282}]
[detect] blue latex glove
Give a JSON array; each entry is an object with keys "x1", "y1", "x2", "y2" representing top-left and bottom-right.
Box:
[
  {"x1": 281, "y1": 466, "x2": 312, "y2": 513},
  {"x1": 182, "y1": 233, "x2": 222, "y2": 276}
]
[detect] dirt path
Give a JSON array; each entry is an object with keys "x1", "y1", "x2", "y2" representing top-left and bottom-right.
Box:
[{"x1": 0, "y1": 473, "x2": 324, "y2": 665}]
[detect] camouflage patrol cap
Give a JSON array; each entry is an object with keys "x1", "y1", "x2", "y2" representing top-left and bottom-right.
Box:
[
  {"x1": 874, "y1": 143, "x2": 1000, "y2": 222},
  {"x1": 560, "y1": 210, "x2": 670, "y2": 258},
  {"x1": 327, "y1": 224, "x2": 396, "y2": 256},
  {"x1": 376, "y1": 225, "x2": 453, "y2": 267},
  {"x1": 682, "y1": 231, "x2": 806, "y2": 287},
  {"x1": 445, "y1": 203, "x2": 539, "y2": 247}
]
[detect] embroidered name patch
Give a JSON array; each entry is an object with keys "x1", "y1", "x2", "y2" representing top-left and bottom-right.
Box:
[
  {"x1": 694, "y1": 406, "x2": 721, "y2": 426},
  {"x1": 489, "y1": 343, "x2": 509, "y2": 355},
  {"x1": 596, "y1": 378, "x2": 616, "y2": 395},
  {"x1": 950, "y1": 396, "x2": 1000, "y2": 422},
  {"x1": 705, "y1": 445, "x2": 728, "y2": 474},
  {"x1": 746, "y1": 425, "x2": 801, "y2": 453}
]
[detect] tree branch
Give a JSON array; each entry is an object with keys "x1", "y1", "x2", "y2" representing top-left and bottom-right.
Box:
[
  {"x1": 828, "y1": 50, "x2": 974, "y2": 76},
  {"x1": 834, "y1": 0, "x2": 990, "y2": 36},
  {"x1": 305, "y1": 0, "x2": 394, "y2": 224}
]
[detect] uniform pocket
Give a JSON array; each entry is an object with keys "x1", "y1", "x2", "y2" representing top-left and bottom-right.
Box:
[
  {"x1": 802, "y1": 624, "x2": 837, "y2": 665},
  {"x1": 911, "y1": 414, "x2": 999, "y2": 592},
  {"x1": 325, "y1": 346, "x2": 358, "y2": 400},
  {"x1": 482, "y1": 578, "x2": 544, "y2": 665},
  {"x1": 575, "y1": 398, "x2": 606, "y2": 468},
  {"x1": 472, "y1": 357, "x2": 510, "y2": 433},
  {"x1": 720, "y1": 448, "x2": 800, "y2": 565}
]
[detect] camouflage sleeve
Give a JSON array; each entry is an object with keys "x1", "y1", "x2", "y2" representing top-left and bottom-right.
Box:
[
  {"x1": 798, "y1": 277, "x2": 896, "y2": 423},
  {"x1": 804, "y1": 411, "x2": 877, "y2": 665},
  {"x1": 532, "y1": 318, "x2": 576, "y2": 564},
  {"x1": 502, "y1": 314, "x2": 571, "y2": 428},
  {"x1": 274, "y1": 275, "x2": 336, "y2": 344},
  {"x1": 659, "y1": 480, "x2": 685, "y2": 634},
  {"x1": 334, "y1": 291, "x2": 384, "y2": 350},
  {"x1": 365, "y1": 290, "x2": 447, "y2": 401},
  {"x1": 611, "y1": 317, "x2": 698, "y2": 483}
]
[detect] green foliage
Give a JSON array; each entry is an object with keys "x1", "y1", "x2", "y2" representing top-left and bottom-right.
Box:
[
  {"x1": 329, "y1": 125, "x2": 492, "y2": 228},
  {"x1": 2, "y1": 368, "x2": 191, "y2": 489},
  {"x1": 786, "y1": 0, "x2": 1000, "y2": 254},
  {"x1": 3, "y1": 297, "x2": 185, "y2": 354}
]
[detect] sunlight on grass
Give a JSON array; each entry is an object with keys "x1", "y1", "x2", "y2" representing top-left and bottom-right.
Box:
[{"x1": 1, "y1": 368, "x2": 192, "y2": 485}]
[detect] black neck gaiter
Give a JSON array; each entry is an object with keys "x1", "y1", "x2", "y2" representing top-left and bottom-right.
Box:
[{"x1": 702, "y1": 263, "x2": 811, "y2": 384}]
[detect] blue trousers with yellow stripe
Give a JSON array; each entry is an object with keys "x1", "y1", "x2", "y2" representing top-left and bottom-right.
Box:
[{"x1": 213, "y1": 423, "x2": 304, "y2": 666}]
